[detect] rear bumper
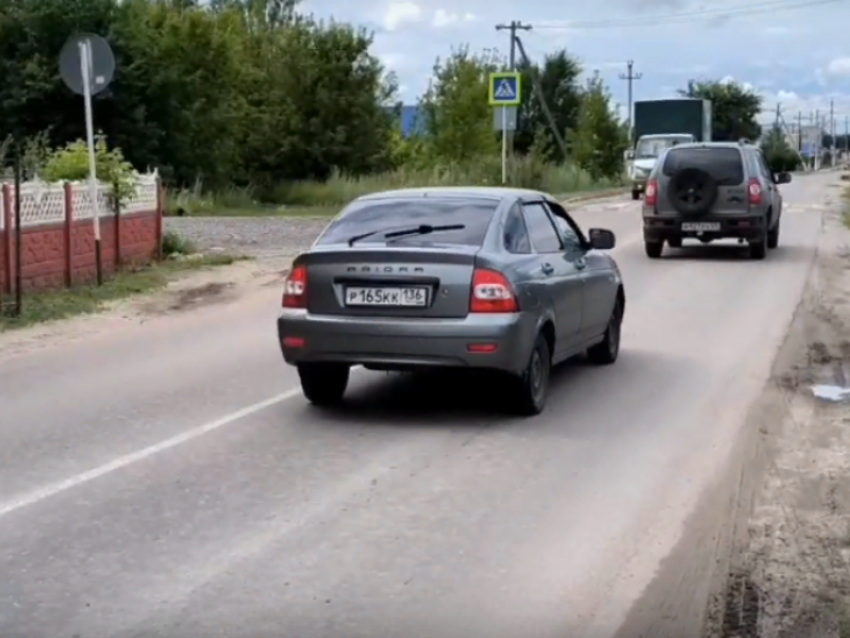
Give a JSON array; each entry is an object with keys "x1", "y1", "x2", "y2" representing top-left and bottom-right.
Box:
[
  {"x1": 631, "y1": 179, "x2": 647, "y2": 192},
  {"x1": 277, "y1": 310, "x2": 538, "y2": 375},
  {"x1": 643, "y1": 214, "x2": 767, "y2": 242}
]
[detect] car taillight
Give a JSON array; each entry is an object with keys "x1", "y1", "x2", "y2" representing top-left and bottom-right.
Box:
[
  {"x1": 470, "y1": 268, "x2": 518, "y2": 313},
  {"x1": 282, "y1": 265, "x2": 308, "y2": 308},
  {"x1": 748, "y1": 178, "x2": 762, "y2": 206},
  {"x1": 644, "y1": 179, "x2": 658, "y2": 206}
]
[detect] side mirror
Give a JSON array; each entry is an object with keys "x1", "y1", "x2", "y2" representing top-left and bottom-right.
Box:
[
  {"x1": 624, "y1": 149, "x2": 635, "y2": 160},
  {"x1": 776, "y1": 171, "x2": 792, "y2": 184},
  {"x1": 588, "y1": 228, "x2": 616, "y2": 250}
]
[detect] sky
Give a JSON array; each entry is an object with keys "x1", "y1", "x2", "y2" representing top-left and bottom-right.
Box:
[{"x1": 301, "y1": 0, "x2": 850, "y2": 129}]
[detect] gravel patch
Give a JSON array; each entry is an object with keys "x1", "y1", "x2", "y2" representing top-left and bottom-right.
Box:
[
  {"x1": 164, "y1": 194, "x2": 632, "y2": 265},
  {"x1": 165, "y1": 216, "x2": 330, "y2": 262}
]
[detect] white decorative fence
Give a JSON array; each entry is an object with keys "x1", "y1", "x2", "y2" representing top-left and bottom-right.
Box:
[{"x1": 0, "y1": 172, "x2": 159, "y2": 230}]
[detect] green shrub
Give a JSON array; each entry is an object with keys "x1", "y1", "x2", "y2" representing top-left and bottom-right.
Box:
[
  {"x1": 161, "y1": 231, "x2": 196, "y2": 257},
  {"x1": 42, "y1": 134, "x2": 138, "y2": 206}
]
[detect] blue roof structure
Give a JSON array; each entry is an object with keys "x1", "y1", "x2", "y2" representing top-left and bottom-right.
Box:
[{"x1": 384, "y1": 105, "x2": 428, "y2": 138}]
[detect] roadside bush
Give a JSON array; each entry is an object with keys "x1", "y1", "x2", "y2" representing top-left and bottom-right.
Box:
[
  {"x1": 42, "y1": 134, "x2": 138, "y2": 205},
  {"x1": 161, "y1": 231, "x2": 196, "y2": 257}
]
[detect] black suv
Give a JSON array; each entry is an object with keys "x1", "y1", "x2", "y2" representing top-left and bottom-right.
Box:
[{"x1": 641, "y1": 141, "x2": 792, "y2": 260}]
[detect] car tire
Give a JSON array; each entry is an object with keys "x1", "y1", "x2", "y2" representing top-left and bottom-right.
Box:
[
  {"x1": 632, "y1": 189, "x2": 641, "y2": 201},
  {"x1": 513, "y1": 333, "x2": 551, "y2": 416},
  {"x1": 645, "y1": 240, "x2": 663, "y2": 259},
  {"x1": 298, "y1": 363, "x2": 350, "y2": 406},
  {"x1": 749, "y1": 232, "x2": 767, "y2": 260},
  {"x1": 667, "y1": 237, "x2": 682, "y2": 249},
  {"x1": 767, "y1": 223, "x2": 779, "y2": 249},
  {"x1": 587, "y1": 297, "x2": 623, "y2": 365}
]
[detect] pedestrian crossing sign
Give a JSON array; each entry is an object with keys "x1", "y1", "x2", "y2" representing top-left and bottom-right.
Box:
[{"x1": 488, "y1": 72, "x2": 521, "y2": 106}]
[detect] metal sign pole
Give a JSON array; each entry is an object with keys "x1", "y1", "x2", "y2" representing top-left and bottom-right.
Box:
[
  {"x1": 501, "y1": 106, "x2": 507, "y2": 185},
  {"x1": 79, "y1": 40, "x2": 103, "y2": 286}
]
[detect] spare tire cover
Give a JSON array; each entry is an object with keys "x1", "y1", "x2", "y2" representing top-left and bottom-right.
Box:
[{"x1": 667, "y1": 167, "x2": 719, "y2": 216}]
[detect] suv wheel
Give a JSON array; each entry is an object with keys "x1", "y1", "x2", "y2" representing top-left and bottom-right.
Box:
[
  {"x1": 298, "y1": 363, "x2": 350, "y2": 406},
  {"x1": 767, "y1": 223, "x2": 779, "y2": 249},
  {"x1": 749, "y1": 233, "x2": 768, "y2": 260},
  {"x1": 513, "y1": 333, "x2": 551, "y2": 416},
  {"x1": 645, "y1": 240, "x2": 663, "y2": 259},
  {"x1": 632, "y1": 189, "x2": 641, "y2": 201}
]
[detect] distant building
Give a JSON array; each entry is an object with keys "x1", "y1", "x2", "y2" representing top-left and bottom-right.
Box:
[{"x1": 384, "y1": 104, "x2": 427, "y2": 138}]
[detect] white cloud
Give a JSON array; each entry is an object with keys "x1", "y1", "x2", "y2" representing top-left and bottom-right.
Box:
[
  {"x1": 827, "y1": 57, "x2": 850, "y2": 77},
  {"x1": 432, "y1": 8, "x2": 477, "y2": 27},
  {"x1": 382, "y1": 1, "x2": 421, "y2": 31},
  {"x1": 380, "y1": 52, "x2": 406, "y2": 70}
]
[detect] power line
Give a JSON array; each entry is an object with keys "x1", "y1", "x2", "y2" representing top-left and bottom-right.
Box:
[{"x1": 532, "y1": 0, "x2": 843, "y2": 30}]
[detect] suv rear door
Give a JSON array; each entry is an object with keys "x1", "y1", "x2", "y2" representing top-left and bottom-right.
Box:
[
  {"x1": 753, "y1": 148, "x2": 781, "y2": 222},
  {"x1": 657, "y1": 146, "x2": 749, "y2": 215}
]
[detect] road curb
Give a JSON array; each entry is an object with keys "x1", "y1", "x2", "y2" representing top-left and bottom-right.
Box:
[{"x1": 561, "y1": 187, "x2": 629, "y2": 206}]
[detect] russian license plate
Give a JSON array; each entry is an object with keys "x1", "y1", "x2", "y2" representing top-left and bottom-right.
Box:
[
  {"x1": 681, "y1": 222, "x2": 721, "y2": 232},
  {"x1": 345, "y1": 287, "x2": 428, "y2": 307}
]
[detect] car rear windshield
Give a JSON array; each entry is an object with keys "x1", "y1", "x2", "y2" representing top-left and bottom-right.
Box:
[
  {"x1": 662, "y1": 147, "x2": 744, "y2": 186},
  {"x1": 316, "y1": 198, "x2": 499, "y2": 246}
]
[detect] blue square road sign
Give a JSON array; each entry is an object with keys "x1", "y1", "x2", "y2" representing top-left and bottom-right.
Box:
[{"x1": 489, "y1": 72, "x2": 521, "y2": 106}]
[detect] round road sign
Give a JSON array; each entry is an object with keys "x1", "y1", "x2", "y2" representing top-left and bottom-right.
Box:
[{"x1": 59, "y1": 33, "x2": 115, "y2": 97}]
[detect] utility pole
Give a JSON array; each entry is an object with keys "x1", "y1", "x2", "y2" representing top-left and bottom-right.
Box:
[
  {"x1": 830, "y1": 99, "x2": 835, "y2": 161},
  {"x1": 619, "y1": 60, "x2": 642, "y2": 140},
  {"x1": 797, "y1": 111, "x2": 802, "y2": 152},
  {"x1": 495, "y1": 21, "x2": 532, "y2": 71},
  {"x1": 495, "y1": 20, "x2": 532, "y2": 161}
]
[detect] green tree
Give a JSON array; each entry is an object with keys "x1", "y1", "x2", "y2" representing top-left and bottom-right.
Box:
[
  {"x1": 761, "y1": 126, "x2": 801, "y2": 172},
  {"x1": 568, "y1": 75, "x2": 628, "y2": 181},
  {"x1": 679, "y1": 80, "x2": 762, "y2": 142},
  {"x1": 419, "y1": 46, "x2": 502, "y2": 164},
  {"x1": 515, "y1": 49, "x2": 583, "y2": 162}
]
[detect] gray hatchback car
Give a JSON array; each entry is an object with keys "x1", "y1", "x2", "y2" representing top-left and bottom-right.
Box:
[
  {"x1": 642, "y1": 141, "x2": 791, "y2": 259},
  {"x1": 278, "y1": 187, "x2": 626, "y2": 415}
]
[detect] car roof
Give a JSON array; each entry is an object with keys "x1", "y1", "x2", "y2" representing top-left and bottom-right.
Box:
[
  {"x1": 353, "y1": 186, "x2": 556, "y2": 204},
  {"x1": 664, "y1": 141, "x2": 745, "y2": 151},
  {"x1": 640, "y1": 133, "x2": 694, "y2": 138}
]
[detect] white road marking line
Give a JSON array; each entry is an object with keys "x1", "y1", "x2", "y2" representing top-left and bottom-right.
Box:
[{"x1": 0, "y1": 388, "x2": 304, "y2": 519}]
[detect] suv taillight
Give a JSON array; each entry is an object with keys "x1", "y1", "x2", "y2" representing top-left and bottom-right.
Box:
[
  {"x1": 470, "y1": 268, "x2": 518, "y2": 313},
  {"x1": 282, "y1": 265, "x2": 308, "y2": 308},
  {"x1": 748, "y1": 178, "x2": 762, "y2": 206},
  {"x1": 644, "y1": 179, "x2": 658, "y2": 207}
]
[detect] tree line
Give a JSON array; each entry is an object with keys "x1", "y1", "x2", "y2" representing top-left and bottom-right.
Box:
[{"x1": 0, "y1": 0, "x2": 778, "y2": 198}]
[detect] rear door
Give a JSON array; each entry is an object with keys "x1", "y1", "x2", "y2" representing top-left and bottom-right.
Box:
[
  {"x1": 521, "y1": 201, "x2": 584, "y2": 358},
  {"x1": 754, "y1": 148, "x2": 781, "y2": 222},
  {"x1": 659, "y1": 146, "x2": 748, "y2": 216},
  {"x1": 305, "y1": 197, "x2": 498, "y2": 318}
]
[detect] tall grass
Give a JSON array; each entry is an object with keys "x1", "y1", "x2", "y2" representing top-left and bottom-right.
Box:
[{"x1": 166, "y1": 156, "x2": 625, "y2": 217}]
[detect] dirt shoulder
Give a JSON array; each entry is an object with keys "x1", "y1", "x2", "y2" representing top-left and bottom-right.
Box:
[
  {"x1": 0, "y1": 258, "x2": 290, "y2": 361},
  {"x1": 706, "y1": 187, "x2": 850, "y2": 636}
]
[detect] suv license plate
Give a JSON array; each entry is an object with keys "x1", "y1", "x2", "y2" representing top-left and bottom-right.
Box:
[
  {"x1": 345, "y1": 287, "x2": 428, "y2": 307},
  {"x1": 681, "y1": 222, "x2": 721, "y2": 232}
]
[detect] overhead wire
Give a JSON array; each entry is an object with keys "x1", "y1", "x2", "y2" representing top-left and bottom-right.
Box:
[{"x1": 531, "y1": 0, "x2": 844, "y2": 30}]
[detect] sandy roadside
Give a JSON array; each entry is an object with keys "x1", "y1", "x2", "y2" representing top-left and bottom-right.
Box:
[{"x1": 705, "y1": 185, "x2": 850, "y2": 637}]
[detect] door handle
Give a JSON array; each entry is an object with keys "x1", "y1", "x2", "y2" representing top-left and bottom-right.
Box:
[{"x1": 541, "y1": 263, "x2": 555, "y2": 275}]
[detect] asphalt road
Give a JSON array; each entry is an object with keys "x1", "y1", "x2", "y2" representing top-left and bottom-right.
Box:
[{"x1": 0, "y1": 173, "x2": 833, "y2": 638}]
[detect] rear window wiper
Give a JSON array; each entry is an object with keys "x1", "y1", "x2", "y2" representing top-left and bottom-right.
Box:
[{"x1": 348, "y1": 224, "x2": 465, "y2": 247}]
